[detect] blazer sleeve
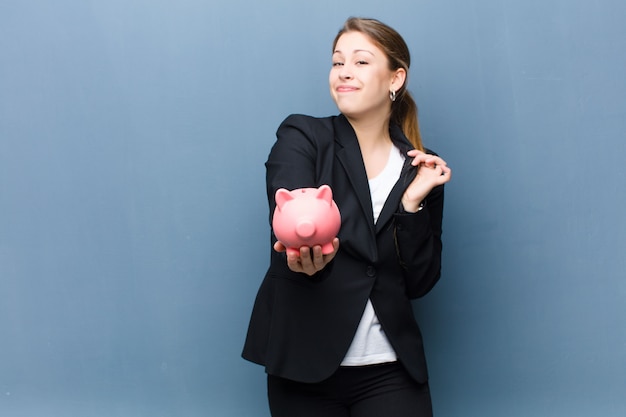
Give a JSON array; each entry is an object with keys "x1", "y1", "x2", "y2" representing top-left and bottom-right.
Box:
[
  {"x1": 264, "y1": 114, "x2": 335, "y2": 281},
  {"x1": 264, "y1": 114, "x2": 328, "y2": 218},
  {"x1": 394, "y1": 183, "x2": 445, "y2": 299}
]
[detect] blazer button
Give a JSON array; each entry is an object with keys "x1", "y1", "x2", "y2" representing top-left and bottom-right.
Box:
[{"x1": 366, "y1": 266, "x2": 376, "y2": 277}]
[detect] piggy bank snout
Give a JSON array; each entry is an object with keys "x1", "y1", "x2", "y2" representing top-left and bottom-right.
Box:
[{"x1": 295, "y1": 220, "x2": 316, "y2": 239}]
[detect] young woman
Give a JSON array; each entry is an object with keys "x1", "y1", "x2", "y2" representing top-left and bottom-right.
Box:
[{"x1": 243, "y1": 17, "x2": 452, "y2": 417}]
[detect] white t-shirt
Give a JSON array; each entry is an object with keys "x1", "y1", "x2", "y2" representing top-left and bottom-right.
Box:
[{"x1": 341, "y1": 144, "x2": 405, "y2": 366}]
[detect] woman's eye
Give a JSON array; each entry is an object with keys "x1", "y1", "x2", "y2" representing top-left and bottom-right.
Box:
[
  {"x1": 356, "y1": 60, "x2": 368, "y2": 65},
  {"x1": 332, "y1": 62, "x2": 344, "y2": 67}
]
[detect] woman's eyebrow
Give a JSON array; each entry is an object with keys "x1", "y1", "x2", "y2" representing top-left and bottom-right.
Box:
[{"x1": 333, "y1": 49, "x2": 375, "y2": 56}]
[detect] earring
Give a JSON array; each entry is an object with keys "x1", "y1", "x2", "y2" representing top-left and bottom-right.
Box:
[{"x1": 390, "y1": 90, "x2": 397, "y2": 102}]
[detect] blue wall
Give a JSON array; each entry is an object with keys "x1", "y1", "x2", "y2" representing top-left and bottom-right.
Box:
[{"x1": 1, "y1": 0, "x2": 624, "y2": 416}]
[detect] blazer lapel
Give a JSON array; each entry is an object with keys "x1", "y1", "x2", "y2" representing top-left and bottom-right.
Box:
[
  {"x1": 332, "y1": 116, "x2": 418, "y2": 238},
  {"x1": 333, "y1": 115, "x2": 377, "y2": 231},
  {"x1": 374, "y1": 124, "x2": 417, "y2": 234}
]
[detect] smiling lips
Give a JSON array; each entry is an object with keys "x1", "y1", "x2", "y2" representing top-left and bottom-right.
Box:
[{"x1": 336, "y1": 85, "x2": 359, "y2": 93}]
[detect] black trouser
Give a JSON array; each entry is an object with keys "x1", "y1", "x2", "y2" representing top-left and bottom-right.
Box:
[{"x1": 267, "y1": 362, "x2": 433, "y2": 417}]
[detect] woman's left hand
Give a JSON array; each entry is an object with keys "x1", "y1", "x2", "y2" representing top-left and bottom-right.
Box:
[{"x1": 401, "y1": 150, "x2": 452, "y2": 212}]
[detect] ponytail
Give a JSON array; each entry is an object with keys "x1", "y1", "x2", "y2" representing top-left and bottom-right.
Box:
[{"x1": 392, "y1": 90, "x2": 424, "y2": 151}]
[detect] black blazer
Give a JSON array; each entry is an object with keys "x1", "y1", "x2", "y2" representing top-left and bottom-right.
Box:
[{"x1": 242, "y1": 114, "x2": 445, "y2": 384}]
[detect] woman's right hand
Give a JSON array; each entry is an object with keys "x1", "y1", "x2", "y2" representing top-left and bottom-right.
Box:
[{"x1": 274, "y1": 238, "x2": 340, "y2": 276}]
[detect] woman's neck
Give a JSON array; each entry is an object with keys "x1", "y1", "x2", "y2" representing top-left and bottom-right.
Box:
[
  {"x1": 346, "y1": 112, "x2": 392, "y2": 150},
  {"x1": 346, "y1": 112, "x2": 393, "y2": 179}
]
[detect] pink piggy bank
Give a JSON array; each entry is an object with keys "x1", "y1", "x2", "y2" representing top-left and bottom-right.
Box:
[{"x1": 272, "y1": 185, "x2": 341, "y2": 257}]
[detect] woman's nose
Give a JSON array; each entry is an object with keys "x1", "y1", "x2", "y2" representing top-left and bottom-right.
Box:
[{"x1": 339, "y1": 70, "x2": 352, "y2": 80}]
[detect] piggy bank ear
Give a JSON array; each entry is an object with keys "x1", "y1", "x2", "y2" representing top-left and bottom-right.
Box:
[
  {"x1": 275, "y1": 188, "x2": 294, "y2": 210},
  {"x1": 317, "y1": 185, "x2": 333, "y2": 205}
]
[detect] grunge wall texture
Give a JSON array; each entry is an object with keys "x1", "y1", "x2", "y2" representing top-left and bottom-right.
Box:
[{"x1": 1, "y1": 1, "x2": 624, "y2": 415}]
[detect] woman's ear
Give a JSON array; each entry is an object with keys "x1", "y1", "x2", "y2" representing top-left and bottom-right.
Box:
[{"x1": 391, "y1": 68, "x2": 407, "y2": 92}]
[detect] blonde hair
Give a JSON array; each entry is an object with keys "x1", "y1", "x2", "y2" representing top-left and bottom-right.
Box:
[{"x1": 333, "y1": 17, "x2": 424, "y2": 151}]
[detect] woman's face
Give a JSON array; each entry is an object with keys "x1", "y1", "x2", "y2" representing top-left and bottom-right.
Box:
[{"x1": 329, "y1": 31, "x2": 404, "y2": 121}]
